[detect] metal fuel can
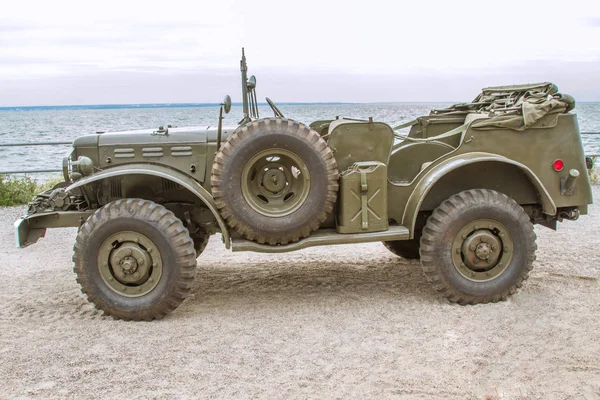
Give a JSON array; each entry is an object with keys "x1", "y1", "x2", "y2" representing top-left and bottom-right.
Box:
[{"x1": 337, "y1": 161, "x2": 388, "y2": 234}]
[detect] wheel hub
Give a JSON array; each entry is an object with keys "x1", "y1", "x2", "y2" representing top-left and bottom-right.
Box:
[
  {"x1": 98, "y1": 231, "x2": 163, "y2": 297},
  {"x1": 451, "y1": 219, "x2": 514, "y2": 282},
  {"x1": 262, "y1": 168, "x2": 287, "y2": 193},
  {"x1": 461, "y1": 230, "x2": 502, "y2": 270},
  {"x1": 109, "y1": 243, "x2": 152, "y2": 285}
]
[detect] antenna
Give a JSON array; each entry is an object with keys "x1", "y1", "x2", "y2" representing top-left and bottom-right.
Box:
[{"x1": 240, "y1": 48, "x2": 249, "y2": 123}]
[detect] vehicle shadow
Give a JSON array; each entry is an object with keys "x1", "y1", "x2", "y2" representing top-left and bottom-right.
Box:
[{"x1": 183, "y1": 250, "x2": 440, "y2": 312}]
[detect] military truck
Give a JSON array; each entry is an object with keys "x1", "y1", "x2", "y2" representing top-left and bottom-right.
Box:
[{"x1": 15, "y1": 49, "x2": 593, "y2": 320}]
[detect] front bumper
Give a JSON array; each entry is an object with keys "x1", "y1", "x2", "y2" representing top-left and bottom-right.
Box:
[
  {"x1": 14, "y1": 218, "x2": 46, "y2": 248},
  {"x1": 14, "y1": 211, "x2": 94, "y2": 248}
]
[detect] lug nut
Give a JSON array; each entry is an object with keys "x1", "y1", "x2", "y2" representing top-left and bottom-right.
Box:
[
  {"x1": 469, "y1": 244, "x2": 476, "y2": 251},
  {"x1": 118, "y1": 237, "x2": 124, "y2": 243},
  {"x1": 504, "y1": 247, "x2": 509, "y2": 253},
  {"x1": 138, "y1": 258, "x2": 144, "y2": 264}
]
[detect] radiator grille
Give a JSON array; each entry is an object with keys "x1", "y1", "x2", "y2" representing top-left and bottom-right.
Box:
[
  {"x1": 162, "y1": 178, "x2": 181, "y2": 192},
  {"x1": 109, "y1": 177, "x2": 122, "y2": 198}
]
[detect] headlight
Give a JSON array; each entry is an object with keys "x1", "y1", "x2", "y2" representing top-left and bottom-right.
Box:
[
  {"x1": 73, "y1": 156, "x2": 94, "y2": 177},
  {"x1": 63, "y1": 149, "x2": 73, "y2": 182}
]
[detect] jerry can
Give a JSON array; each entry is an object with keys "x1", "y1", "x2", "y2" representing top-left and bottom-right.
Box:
[{"x1": 337, "y1": 161, "x2": 388, "y2": 234}]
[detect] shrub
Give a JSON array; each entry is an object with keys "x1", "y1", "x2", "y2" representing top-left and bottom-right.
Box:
[
  {"x1": 0, "y1": 175, "x2": 64, "y2": 207},
  {"x1": 588, "y1": 156, "x2": 600, "y2": 185}
]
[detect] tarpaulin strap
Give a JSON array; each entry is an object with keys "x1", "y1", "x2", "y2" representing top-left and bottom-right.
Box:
[
  {"x1": 392, "y1": 119, "x2": 419, "y2": 130},
  {"x1": 394, "y1": 123, "x2": 469, "y2": 143}
]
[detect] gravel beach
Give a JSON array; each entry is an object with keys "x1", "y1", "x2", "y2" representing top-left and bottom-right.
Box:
[{"x1": 1, "y1": 188, "x2": 599, "y2": 399}]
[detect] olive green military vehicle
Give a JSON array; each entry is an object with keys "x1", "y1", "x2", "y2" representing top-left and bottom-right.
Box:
[{"x1": 15, "y1": 49, "x2": 593, "y2": 320}]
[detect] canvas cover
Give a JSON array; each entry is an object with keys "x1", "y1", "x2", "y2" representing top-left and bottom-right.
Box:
[{"x1": 432, "y1": 82, "x2": 575, "y2": 131}]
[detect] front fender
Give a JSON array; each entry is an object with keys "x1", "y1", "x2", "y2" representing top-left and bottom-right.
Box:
[
  {"x1": 67, "y1": 164, "x2": 230, "y2": 248},
  {"x1": 401, "y1": 152, "x2": 556, "y2": 237}
]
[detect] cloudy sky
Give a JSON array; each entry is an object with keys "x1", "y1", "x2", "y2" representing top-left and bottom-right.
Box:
[{"x1": 1, "y1": 0, "x2": 599, "y2": 106}]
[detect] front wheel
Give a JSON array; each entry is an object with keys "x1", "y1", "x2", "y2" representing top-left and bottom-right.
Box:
[
  {"x1": 73, "y1": 199, "x2": 197, "y2": 320},
  {"x1": 420, "y1": 189, "x2": 536, "y2": 304}
]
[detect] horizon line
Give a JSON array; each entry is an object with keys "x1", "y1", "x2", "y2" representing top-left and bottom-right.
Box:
[
  {"x1": 1, "y1": 100, "x2": 599, "y2": 111},
  {"x1": 0, "y1": 101, "x2": 444, "y2": 111}
]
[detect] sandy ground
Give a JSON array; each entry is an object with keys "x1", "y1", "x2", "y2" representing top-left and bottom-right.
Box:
[{"x1": 0, "y1": 190, "x2": 599, "y2": 400}]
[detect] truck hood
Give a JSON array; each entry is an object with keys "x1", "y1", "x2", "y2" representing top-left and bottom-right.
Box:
[{"x1": 73, "y1": 125, "x2": 237, "y2": 148}]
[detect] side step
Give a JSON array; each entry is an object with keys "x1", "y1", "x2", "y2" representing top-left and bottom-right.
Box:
[{"x1": 231, "y1": 226, "x2": 410, "y2": 253}]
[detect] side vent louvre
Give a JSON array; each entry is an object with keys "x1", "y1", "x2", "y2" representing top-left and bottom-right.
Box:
[
  {"x1": 162, "y1": 178, "x2": 181, "y2": 192},
  {"x1": 171, "y1": 146, "x2": 193, "y2": 157},
  {"x1": 114, "y1": 148, "x2": 135, "y2": 158},
  {"x1": 109, "y1": 177, "x2": 122, "y2": 198}
]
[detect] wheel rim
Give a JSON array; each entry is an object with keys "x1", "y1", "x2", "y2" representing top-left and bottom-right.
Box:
[
  {"x1": 241, "y1": 148, "x2": 311, "y2": 217},
  {"x1": 451, "y1": 218, "x2": 514, "y2": 282},
  {"x1": 98, "y1": 231, "x2": 163, "y2": 297}
]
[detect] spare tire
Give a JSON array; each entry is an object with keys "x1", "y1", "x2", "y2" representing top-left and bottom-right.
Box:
[{"x1": 211, "y1": 118, "x2": 338, "y2": 245}]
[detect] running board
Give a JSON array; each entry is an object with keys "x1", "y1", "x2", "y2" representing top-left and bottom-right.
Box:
[{"x1": 231, "y1": 226, "x2": 410, "y2": 253}]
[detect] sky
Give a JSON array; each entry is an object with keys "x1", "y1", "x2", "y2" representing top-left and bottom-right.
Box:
[{"x1": 1, "y1": 0, "x2": 599, "y2": 106}]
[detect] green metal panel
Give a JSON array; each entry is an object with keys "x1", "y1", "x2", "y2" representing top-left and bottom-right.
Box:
[
  {"x1": 388, "y1": 141, "x2": 454, "y2": 183},
  {"x1": 97, "y1": 127, "x2": 209, "y2": 182}
]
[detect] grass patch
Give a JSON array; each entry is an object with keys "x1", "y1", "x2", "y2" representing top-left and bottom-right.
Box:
[
  {"x1": 587, "y1": 156, "x2": 600, "y2": 184},
  {"x1": 0, "y1": 175, "x2": 64, "y2": 206},
  {"x1": 590, "y1": 167, "x2": 600, "y2": 185}
]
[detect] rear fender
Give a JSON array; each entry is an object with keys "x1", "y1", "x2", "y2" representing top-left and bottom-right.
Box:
[
  {"x1": 67, "y1": 164, "x2": 230, "y2": 248},
  {"x1": 402, "y1": 152, "x2": 556, "y2": 237}
]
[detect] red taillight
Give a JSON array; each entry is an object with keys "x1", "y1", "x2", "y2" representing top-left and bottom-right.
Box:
[{"x1": 553, "y1": 159, "x2": 564, "y2": 171}]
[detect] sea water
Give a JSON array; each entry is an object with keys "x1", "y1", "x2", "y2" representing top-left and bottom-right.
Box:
[{"x1": 0, "y1": 102, "x2": 599, "y2": 176}]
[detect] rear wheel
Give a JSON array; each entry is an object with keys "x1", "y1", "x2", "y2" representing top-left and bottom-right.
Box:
[
  {"x1": 420, "y1": 189, "x2": 536, "y2": 304},
  {"x1": 73, "y1": 199, "x2": 197, "y2": 320}
]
